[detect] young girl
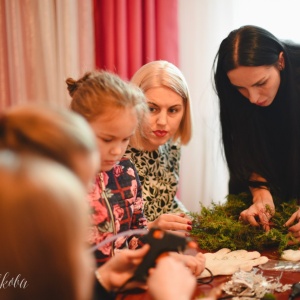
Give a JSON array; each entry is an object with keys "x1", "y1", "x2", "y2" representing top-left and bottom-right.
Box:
[
  {"x1": 67, "y1": 70, "x2": 205, "y2": 278},
  {"x1": 67, "y1": 71, "x2": 148, "y2": 265},
  {"x1": 124, "y1": 60, "x2": 193, "y2": 231}
]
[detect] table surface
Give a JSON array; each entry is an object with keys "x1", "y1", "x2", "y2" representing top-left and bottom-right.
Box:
[{"x1": 116, "y1": 249, "x2": 300, "y2": 300}]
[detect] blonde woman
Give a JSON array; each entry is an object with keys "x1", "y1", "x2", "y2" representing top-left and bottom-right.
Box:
[{"x1": 125, "y1": 60, "x2": 193, "y2": 235}]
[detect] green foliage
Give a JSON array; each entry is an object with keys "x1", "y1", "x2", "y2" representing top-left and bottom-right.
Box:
[
  {"x1": 190, "y1": 193, "x2": 300, "y2": 253},
  {"x1": 262, "y1": 293, "x2": 276, "y2": 300}
]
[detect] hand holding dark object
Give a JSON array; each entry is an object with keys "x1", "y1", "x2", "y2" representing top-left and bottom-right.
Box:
[
  {"x1": 130, "y1": 227, "x2": 199, "y2": 282},
  {"x1": 147, "y1": 256, "x2": 196, "y2": 300},
  {"x1": 95, "y1": 245, "x2": 150, "y2": 292}
]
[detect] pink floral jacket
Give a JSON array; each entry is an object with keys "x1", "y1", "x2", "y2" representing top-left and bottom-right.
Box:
[{"x1": 87, "y1": 158, "x2": 148, "y2": 265}]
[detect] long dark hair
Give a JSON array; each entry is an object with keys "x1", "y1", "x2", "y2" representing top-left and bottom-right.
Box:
[{"x1": 213, "y1": 25, "x2": 300, "y2": 200}]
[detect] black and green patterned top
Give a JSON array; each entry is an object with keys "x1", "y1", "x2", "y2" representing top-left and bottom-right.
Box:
[{"x1": 124, "y1": 141, "x2": 188, "y2": 221}]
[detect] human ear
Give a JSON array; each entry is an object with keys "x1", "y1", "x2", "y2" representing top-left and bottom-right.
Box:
[{"x1": 278, "y1": 51, "x2": 285, "y2": 70}]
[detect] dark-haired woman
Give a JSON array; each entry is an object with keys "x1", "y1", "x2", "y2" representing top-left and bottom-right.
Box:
[{"x1": 213, "y1": 25, "x2": 300, "y2": 236}]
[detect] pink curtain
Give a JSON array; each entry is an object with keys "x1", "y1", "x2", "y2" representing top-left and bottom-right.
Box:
[
  {"x1": 93, "y1": 0, "x2": 179, "y2": 80},
  {"x1": 0, "y1": 0, "x2": 178, "y2": 109},
  {"x1": 0, "y1": 0, "x2": 95, "y2": 110},
  {"x1": 0, "y1": 0, "x2": 10, "y2": 108}
]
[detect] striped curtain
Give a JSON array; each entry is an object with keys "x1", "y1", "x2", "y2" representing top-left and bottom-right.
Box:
[{"x1": 0, "y1": 0, "x2": 178, "y2": 109}]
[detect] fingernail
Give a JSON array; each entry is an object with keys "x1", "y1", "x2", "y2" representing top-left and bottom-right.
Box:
[
  {"x1": 185, "y1": 232, "x2": 190, "y2": 237},
  {"x1": 187, "y1": 221, "x2": 192, "y2": 225},
  {"x1": 187, "y1": 225, "x2": 192, "y2": 231}
]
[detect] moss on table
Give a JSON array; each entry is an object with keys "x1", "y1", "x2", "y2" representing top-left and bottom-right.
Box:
[{"x1": 190, "y1": 193, "x2": 300, "y2": 253}]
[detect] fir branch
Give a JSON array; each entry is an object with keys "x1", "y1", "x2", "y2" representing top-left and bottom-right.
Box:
[{"x1": 190, "y1": 193, "x2": 300, "y2": 253}]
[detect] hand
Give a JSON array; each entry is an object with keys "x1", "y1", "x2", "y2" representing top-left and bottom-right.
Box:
[
  {"x1": 148, "y1": 213, "x2": 192, "y2": 237},
  {"x1": 239, "y1": 188, "x2": 275, "y2": 231},
  {"x1": 285, "y1": 208, "x2": 300, "y2": 239},
  {"x1": 96, "y1": 244, "x2": 150, "y2": 291},
  {"x1": 168, "y1": 251, "x2": 206, "y2": 276},
  {"x1": 199, "y1": 248, "x2": 268, "y2": 278},
  {"x1": 148, "y1": 256, "x2": 196, "y2": 300}
]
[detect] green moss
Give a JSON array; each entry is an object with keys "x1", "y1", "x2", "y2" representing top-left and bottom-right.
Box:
[
  {"x1": 262, "y1": 293, "x2": 276, "y2": 300},
  {"x1": 190, "y1": 193, "x2": 300, "y2": 253}
]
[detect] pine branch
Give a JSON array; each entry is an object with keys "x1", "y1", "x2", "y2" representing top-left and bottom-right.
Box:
[{"x1": 190, "y1": 193, "x2": 300, "y2": 253}]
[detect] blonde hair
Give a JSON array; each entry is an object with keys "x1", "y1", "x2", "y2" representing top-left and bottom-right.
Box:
[
  {"x1": 130, "y1": 60, "x2": 192, "y2": 147},
  {"x1": 0, "y1": 151, "x2": 91, "y2": 300},
  {"x1": 0, "y1": 104, "x2": 97, "y2": 174},
  {"x1": 67, "y1": 71, "x2": 148, "y2": 138}
]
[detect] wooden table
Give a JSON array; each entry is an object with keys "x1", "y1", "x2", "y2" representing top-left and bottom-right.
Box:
[{"x1": 117, "y1": 249, "x2": 300, "y2": 300}]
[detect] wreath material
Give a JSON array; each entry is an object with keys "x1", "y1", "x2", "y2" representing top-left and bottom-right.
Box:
[{"x1": 190, "y1": 193, "x2": 300, "y2": 253}]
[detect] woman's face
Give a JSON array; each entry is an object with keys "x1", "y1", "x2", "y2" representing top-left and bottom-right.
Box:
[
  {"x1": 143, "y1": 87, "x2": 184, "y2": 150},
  {"x1": 89, "y1": 107, "x2": 138, "y2": 171},
  {"x1": 227, "y1": 65, "x2": 281, "y2": 107}
]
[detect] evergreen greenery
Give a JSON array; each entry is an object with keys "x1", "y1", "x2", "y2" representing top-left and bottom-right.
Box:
[{"x1": 190, "y1": 193, "x2": 300, "y2": 253}]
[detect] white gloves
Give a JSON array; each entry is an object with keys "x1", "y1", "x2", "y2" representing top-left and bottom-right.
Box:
[
  {"x1": 281, "y1": 249, "x2": 300, "y2": 261},
  {"x1": 199, "y1": 248, "x2": 269, "y2": 278}
]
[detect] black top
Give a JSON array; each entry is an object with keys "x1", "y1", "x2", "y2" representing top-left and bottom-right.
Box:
[{"x1": 225, "y1": 46, "x2": 300, "y2": 201}]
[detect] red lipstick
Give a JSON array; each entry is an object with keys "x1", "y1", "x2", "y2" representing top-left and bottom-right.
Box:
[{"x1": 153, "y1": 130, "x2": 168, "y2": 137}]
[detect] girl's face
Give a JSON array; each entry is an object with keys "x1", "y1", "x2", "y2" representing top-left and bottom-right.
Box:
[
  {"x1": 227, "y1": 65, "x2": 281, "y2": 107},
  {"x1": 89, "y1": 107, "x2": 138, "y2": 172},
  {"x1": 143, "y1": 87, "x2": 184, "y2": 150}
]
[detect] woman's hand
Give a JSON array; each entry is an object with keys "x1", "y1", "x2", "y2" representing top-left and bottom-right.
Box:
[
  {"x1": 168, "y1": 251, "x2": 206, "y2": 276},
  {"x1": 148, "y1": 213, "x2": 192, "y2": 237},
  {"x1": 95, "y1": 244, "x2": 150, "y2": 291},
  {"x1": 147, "y1": 256, "x2": 196, "y2": 300},
  {"x1": 285, "y1": 208, "x2": 300, "y2": 239},
  {"x1": 239, "y1": 188, "x2": 275, "y2": 231}
]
